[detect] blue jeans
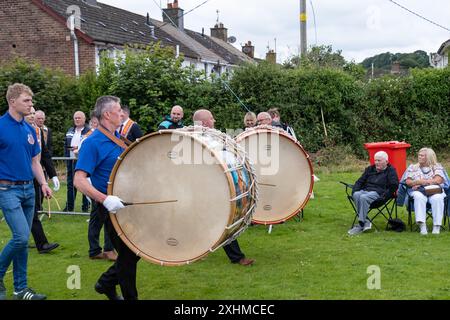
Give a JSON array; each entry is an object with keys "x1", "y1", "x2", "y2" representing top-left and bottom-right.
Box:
[{"x1": 0, "y1": 183, "x2": 35, "y2": 291}]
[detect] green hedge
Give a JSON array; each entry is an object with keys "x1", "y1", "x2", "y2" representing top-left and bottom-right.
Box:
[
  {"x1": 1, "y1": 49, "x2": 449, "y2": 158},
  {"x1": 0, "y1": 59, "x2": 83, "y2": 157}
]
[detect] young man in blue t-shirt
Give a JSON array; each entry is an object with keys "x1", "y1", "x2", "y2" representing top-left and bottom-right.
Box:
[{"x1": 0, "y1": 83, "x2": 53, "y2": 300}]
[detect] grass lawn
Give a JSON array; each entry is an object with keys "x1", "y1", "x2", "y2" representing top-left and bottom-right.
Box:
[{"x1": 2, "y1": 170, "x2": 450, "y2": 300}]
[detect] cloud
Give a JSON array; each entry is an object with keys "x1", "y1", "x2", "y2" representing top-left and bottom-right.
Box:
[{"x1": 100, "y1": 0, "x2": 450, "y2": 63}]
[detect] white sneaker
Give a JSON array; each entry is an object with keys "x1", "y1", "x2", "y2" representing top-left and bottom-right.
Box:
[
  {"x1": 348, "y1": 225, "x2": 364, "y2": 236},
  {"x1": 363, "y1": 220, "x2": 372, "y2": 232},
  {"x1": 419, "y1": 223, "x2": 428, "y2": 235},
  {"x1": 432, "y1": 226, "x2": 440, "y2": 234}
]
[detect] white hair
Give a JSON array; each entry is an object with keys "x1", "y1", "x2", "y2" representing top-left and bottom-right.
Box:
[{"x1": 374, "y1": 151, "x2": 388, "y2": 161}]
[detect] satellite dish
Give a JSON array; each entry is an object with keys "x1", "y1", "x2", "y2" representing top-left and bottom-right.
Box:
[
  {"x1": 227, "y1": 36, "x2": 237, "y2": 44},
  {"x1": 242, "y1": 46, "x2": 252, "y2": 54}
]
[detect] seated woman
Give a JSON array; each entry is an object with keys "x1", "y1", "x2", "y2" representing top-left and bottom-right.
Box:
[
  {"x1": 348, "y1": 151, "x2": 399, "y2": 235},
  {"x1": 405, "y1": 147, "x2": 447, "y2": 235},
  {"x1": 243, "y1": 111, "x2": 257, "y2": 130}
]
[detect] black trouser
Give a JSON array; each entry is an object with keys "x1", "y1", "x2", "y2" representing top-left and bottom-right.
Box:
[
  {"x1": 96, "y1": 203, "x2": 140, "y2": 300},
  {"x1": 223, "y1": 239, "x2": 245, "y2": 263},
  {"x1": 66, "y1": 159, "x2": 89, "y2": 211},
  {"x1": 88, "y1": 201, "x2": 113, "y2": 257},
  {"x1": 31, "y1": 179, "x2": 48, "y2": 250}
]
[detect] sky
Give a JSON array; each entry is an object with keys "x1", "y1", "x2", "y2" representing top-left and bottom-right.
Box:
[{"x1": 99, "y1": 0, "x2": 450, "y2": 63}]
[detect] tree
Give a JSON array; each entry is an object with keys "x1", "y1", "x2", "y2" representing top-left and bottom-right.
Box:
[
  {"x1": 94, "y1": 43, "x2": 188, "y2": 132},
  {"x1": 360, "y1": 50, "x2": 431, "y2": 76},
  {"x1": 283, "y1": 45, "x2": 347, "y2": 69}
]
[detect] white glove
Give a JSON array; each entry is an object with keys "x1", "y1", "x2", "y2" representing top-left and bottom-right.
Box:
[
  {"x1": 52, "y1": 176, "x2": 60, "y2": 191},
  {"x1": 103, "y1": 195, "x2": 125, "y2": 214}
]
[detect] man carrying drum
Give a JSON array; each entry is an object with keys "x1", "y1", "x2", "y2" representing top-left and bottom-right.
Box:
[
  {"x1": 193, "y1": 109, "x2": 255, "y2": 266},
  {"x1": 74, "y1": 96, "x2": 139, "y2": 300}
]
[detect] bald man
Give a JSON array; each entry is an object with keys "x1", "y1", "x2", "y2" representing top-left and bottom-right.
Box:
[
  {"x1": 193, "y1": 109, "x2": 255, "y2": 266},
  {"x1": 158, "y1": 105, "x2": 184, "y2": 130},
  {"x1": 256, "y1": 112, "x2": 273, "y2": 126},
  {"x1": 64, "y1": 111, "x2": 91, "y2": 212}
]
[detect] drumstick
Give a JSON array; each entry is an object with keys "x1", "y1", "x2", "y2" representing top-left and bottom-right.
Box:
[
  {"x1": 121, "y1": 200, "x2": 178, "y2": 206},
  {"x1": 259, "y1": 183, "x2": 277, "y2": 187},
  {"x1": 46, "y1": 198, "x2": 51, "y2": 219},
  {"x1": 53, "y1": 196, "x2": 62, "y2": 211}
]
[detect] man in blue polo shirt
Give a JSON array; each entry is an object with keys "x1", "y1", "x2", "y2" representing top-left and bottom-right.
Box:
[
  {"x1": 0, "y1": 83, "x2": 52, "y2": 300},
  {"x1": 74, "y1": 95, "x2": 139, "y2": 300}
]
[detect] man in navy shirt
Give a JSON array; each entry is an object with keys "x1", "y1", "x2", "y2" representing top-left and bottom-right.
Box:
[
  {"x1": 74, "y1": 96, "x2": 139, "y2": 300},
  {"x1": 0, "y1": 83, "x2": 52, "y2": 300}
]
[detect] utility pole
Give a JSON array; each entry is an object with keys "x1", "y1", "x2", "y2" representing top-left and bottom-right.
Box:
[{"x1": 300, "y1": 0, "x2": 307, "y2": 58}]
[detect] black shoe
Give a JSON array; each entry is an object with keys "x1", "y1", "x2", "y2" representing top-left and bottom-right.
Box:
[
  {"x1": 38, "y1": 243, "x2": 59, "y2": 254},
  {"x1": 63, "y1": 203, "x2": 75, "y2": 212},
  {"x1": 94, "y1": 282, "x2": 124, "y2": 300},
  {"x1": 13, "y1": 287, "x2": 46, "y2": 300}
]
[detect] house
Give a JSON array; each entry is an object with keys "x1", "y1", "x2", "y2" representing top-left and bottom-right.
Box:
[
  {"x1": 0, "y1": 0, "x2": 256, "y2": 77},
  {"x1": 430, "y1": 39, "x2": 450, "y2": 69}
]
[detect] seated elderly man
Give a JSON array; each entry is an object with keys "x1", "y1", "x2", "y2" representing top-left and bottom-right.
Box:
[{"x1": 348, "y1": 151, "x2": 399, "y2": 235}]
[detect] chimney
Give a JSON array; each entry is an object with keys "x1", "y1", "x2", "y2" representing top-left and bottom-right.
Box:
[
  {"x1": 163, "y1": 0, "x2": 184, "y2": 30},
  {"x1": 391, "y1": 61, "x2": 401, "y2": 74},
  {"x1": 210, "y1": 22, "x2": 228, "y2": 42},
  {"x1": 242, "y1": 41, "x2": 255, "y2": 58},
  {"x1": 266, "y1": 49, "x2": 277, "y2": 64}
]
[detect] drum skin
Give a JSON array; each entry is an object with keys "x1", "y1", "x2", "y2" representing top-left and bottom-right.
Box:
[
  {"x1": 235, "y1": 127, "x2": 314, "y2": 225},
  {"x1": 108, "y1": 129, "x2": 256, "y2": 266}
]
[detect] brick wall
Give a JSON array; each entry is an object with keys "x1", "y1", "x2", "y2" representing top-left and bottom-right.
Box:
[{"x1": 0, "y1": 0, "x2": 96, "y2": 75}]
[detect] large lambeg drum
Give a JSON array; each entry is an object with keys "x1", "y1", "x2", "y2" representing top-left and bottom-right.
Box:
[
  {"x1": 108, "y1": 127, "x2": 258, "y2": 266},
  {"x1": 235, "y1": 126, "x2": 314, "y2": 225}
]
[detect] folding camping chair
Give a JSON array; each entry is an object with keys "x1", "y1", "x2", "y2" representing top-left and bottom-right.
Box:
[
  {"x1": 404, "y1": 187, "x2": 449, "y2": 231},
  {"x1": 340, "y1": 181, "x2": 397, "y2": 231},
  {"x1": 397, "y1": 168, "x2": 450, "y2": 231}
]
